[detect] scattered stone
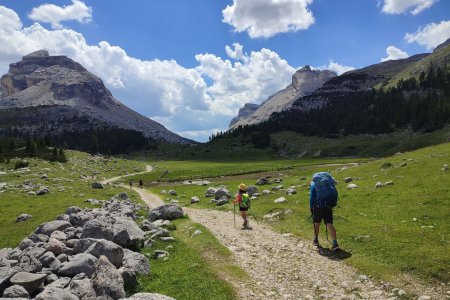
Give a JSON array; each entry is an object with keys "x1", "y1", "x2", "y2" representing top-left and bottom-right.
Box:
[
  {"x1": 214, "y1": 188, "x2": 231, "y2": 200},
  {"x1": 190, "y1": 196, "x2": 200, "y2": 204},
  {"x1": 374, "y1": 182, "x2": 384, "y2": 189},
  {"x1": 18, "y1": 238, "x2": 34, "y2": 251},
  {"x1": 381, "y1": 162, "x2": 393, "y2": 169},
  {"x1": 9, "y1": 272, "x2": 47, "y2": 295},
  {"x1": 118, "y1": 267, "x2": 137, "y2": 290},
  {"x1": 36, "y1": 187, "x2": 50, "y2": 196},
  {"x1": 35, "y1": 286, "x2": 79, "y2": 300},
  {"x1": 152, "y1": 250, "x2": 169, "y2": 259},
  {"x1": 15, "y1": 214, "x2": 32, "y2": 224},
  {"x1": 204, "y1": 188, "x2": 216, "y2": 197},
  {"x1": 358, "y1": 275, "x2": 368, "y2": 282},
  {"x1": 148, "y1": 204, "x2": 183, "y2": 221},
  {"x1": 159, "y1": 237, "x2": 175, "y2": 242},
  {"x1": 347, "y1": 183, "x2": 358, "y2": 189},
  {"x1": 65, "y1": 206, "x2": 82, "y2": 215},
  {"x1": 44, "y1": 238, "x2": 66, "y2": 256},
  {"x1": 46, "y1": 276, "x2": 70, "y2": 289},
  {"x1": 120, "y1": 293, "x2": 176, "y2": 300},
  {"x1": 400, "y1": 162, "x2": 407, "y2": 167},
  {"x1": 413, "y1": 218, "x2": 418, "y2": 222},
  {"x1": 122, "y1": 249, "x2": 150, "y2": 275},
  {"x1": 247, "y1": 186, "x2": 258, "y2": 196},
  {"x1": 385, "y1": 181, "x2": 394, "y2": 186},
  {"x1": 160, "y1": 190, "x2": 167, "y2": 195},
  {"x1": 35, "y1": 220, "x2": 72, "y2": 236},
  {"x1": 274, "y1": 197, "x2": 287, "y2": 204},
  {"x1": 91, "y1": 255, "x2": 126, "y2": 300},
  {"x1": 14, "y1": 254, "x2": 42, "y2": 273},
  {"x1": 262, "y1": 190, "x2": 271, "y2": 195},
  {"x1": 285, "y1": 188, "x2": 296, "y2": 195},
  {"x1": 168, "y1": 190, "x2": 177, "y2": 196},
  {"x1": 69, "y1": 278, "x2": 96, "y2": 299},
  {"x1": 344, "y1": 177, "x2": 353, "y2": 183},
  {"x1": 255, "y1": 177, "x2": 269, "y2": 185},
  {"x1": 191, "y1": 230, "x2": 202, "y2": 237},
  {"x1": 0, "y1": 267, "x2": 18, "y2": 294},
  {"x1": 85, "y1": 239, "x2": 124, "y2": 268},
  {"x1": 80, "y1": 218, "x2": 115, "y2": 241},
  {"x1": 91, "y1": 182, "x2": 104, "y2": 189},
  {"x1": 215, "y1": 196, "x2": 229, "y2": 206},
  {"x1": 59, "y1": 253, "x2": 98, "y2": 277},
  {"x1": 2, "y1": 284, "x2": 29, "y2": 298}
]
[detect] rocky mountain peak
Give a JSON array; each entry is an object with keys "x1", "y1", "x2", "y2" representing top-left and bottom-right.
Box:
[
  {"x1": 23, "y1": 49, "x2": 49, "y2": 58},
  {"x1": 434, "y1": 38, "x2": 450, "y2": 52}
]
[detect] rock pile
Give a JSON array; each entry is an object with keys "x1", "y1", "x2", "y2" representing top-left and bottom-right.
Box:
[{"x1": 0, "y1": 193, "x2": 175, "y2": 300}]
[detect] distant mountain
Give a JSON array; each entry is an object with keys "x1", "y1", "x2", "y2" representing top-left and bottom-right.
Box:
[
  {"x1": 0, "y1": 50, "x2": 190, "y2": 146},
  {"x1": 229, "y1": 66, "x2": 336, "y2": 128},
  {"x1": 216, "y1": 38, "x2": 450, "y2": 153}
]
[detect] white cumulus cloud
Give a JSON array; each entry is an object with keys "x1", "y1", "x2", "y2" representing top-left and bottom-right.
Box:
[
  {"x1": 222, "y1": 0, "x2": 315, "y2": 38},
  {"x1": 28, "y1": 0, "x2": 92, "y2": 29},
  {"x1": 405, "y1": 20, "x2": 450, "y2": 50},
  {"x1": 317, "y1": 60, "x2": 355, "y2": 75},
  {"x1": 381, "y1": 45, "x2": 409, "y2": 62},
  {"x1": 381, "y1": 0, "x2": 437, "y2": 15},
  {"x1": 0, "y1": 5, "x2": 298, "y2": 142}
]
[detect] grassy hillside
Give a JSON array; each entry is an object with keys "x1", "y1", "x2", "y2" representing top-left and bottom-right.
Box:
[
  {"x1": 150, "y1": 142, "x2": 450, "y2": 284},
  {"x1": 0, "y1": 151, "x2": 145, "y2": 248}
]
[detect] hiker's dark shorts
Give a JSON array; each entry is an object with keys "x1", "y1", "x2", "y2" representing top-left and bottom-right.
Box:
[
  {"x1": 313, "y1": 207, "x2": 333, "y2": 224},
  {"x1": 239, "y1": 206, "x2": 248, "y2": 212}
]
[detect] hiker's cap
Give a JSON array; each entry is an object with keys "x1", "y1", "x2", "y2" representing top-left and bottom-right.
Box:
[{"x1": 238, "y1": 183, "x2": 247, "y2": 191}]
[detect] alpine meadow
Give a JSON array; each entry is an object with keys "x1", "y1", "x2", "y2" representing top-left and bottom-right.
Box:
[{"x1": 0, "y1": 1, "x2": 450, "y2": 300}]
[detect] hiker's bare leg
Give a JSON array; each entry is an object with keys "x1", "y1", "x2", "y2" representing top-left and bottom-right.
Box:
[
  {"x1": 241, "y1": 211, "x2": 248, "y2": 225},
  {"x1": 314, "y1": 222, "x2": 320, "y2": 239},
  {"x1": 326, "y1": 223, "x2": 337, "y2": 241}
]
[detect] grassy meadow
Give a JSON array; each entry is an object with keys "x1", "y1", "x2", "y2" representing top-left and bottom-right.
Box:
[
  {"x1": 146, "y1": 142, "x2": 450, "y2": 285},
  {"x1": 0, "y1": 150, "x2": 145, "y2": 248}
]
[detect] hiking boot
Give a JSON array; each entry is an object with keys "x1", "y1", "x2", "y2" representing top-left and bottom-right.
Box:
[
  {"x1": 313, "y1": 239, "x2": 319, "y2": 247},
  {"x1": 241, "y1": 224, "x2": 253, "y2": 230},
  {"x1": 331, "y1": 243, "x2": 340, "y2": 251}
]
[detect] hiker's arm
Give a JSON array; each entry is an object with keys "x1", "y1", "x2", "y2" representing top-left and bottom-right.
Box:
[{"x1": 233, "y1": 194, "x2": 241, "y2": 204}]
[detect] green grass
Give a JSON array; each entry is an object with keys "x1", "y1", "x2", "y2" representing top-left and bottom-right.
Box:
[
  {"x1": 153, "y1": 143, "x2": 450, "y2": 285},
  {"x1": 138, "y1": 218, "x2": 241, "y2": 300},
  {"x1": 0, "y1": 151, "x2": 145, "y2": 248}
]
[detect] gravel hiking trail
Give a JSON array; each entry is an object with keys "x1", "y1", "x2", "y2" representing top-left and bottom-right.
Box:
[{"x1": 105, "y1": 165, "x2": 445, "y2": 299}]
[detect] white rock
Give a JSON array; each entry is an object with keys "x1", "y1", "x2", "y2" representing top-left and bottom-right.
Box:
[
  {"x1": 347, "y1": 183, "x2": 358, "y2": 189},
  {"x1": 374, "y1": 182, "x2": 383, "y2": 189},
  {"x1": 274, "y1": 197, "x2": 287, "y2": 204}
]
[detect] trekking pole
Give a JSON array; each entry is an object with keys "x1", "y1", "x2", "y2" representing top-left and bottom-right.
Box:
[
  {"x1": 233, "y1": 203, "x2": 236, "y2": 228},
  {"x1": 249, "y1": 207, "x2": 259, "y2": 225}
]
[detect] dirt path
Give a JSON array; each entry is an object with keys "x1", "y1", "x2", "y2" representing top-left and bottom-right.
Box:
[
  {"x1": 101, "y1": 164, "x2": 153, "y2": 185},
  {"x1": 104, "y1": 165, "x2": 443, "y2": 299}
]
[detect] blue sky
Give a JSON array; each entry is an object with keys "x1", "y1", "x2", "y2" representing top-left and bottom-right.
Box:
[{"x1": 0, "y1": 0, "x2": 449, "y2": 141}]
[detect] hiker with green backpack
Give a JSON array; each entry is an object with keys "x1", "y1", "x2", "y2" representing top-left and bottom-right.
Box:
[
  {"x1": 310, "y1": 172, "x2": 340, "y2": 251},
  {"x1": 233, "y1": 183, "x2": 252, "y2": 230}
]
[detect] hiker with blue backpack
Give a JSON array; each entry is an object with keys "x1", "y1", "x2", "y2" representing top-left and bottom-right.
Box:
[
  {"x1": 310, "y1": 172, "x2": 340, "y2": 251},
  {"x1": 233, "y1": 183, "x2": 252, "y2": 230}
]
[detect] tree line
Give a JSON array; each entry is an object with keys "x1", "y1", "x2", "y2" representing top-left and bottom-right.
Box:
[{"x1": 214, "y1": 65, "x2": 450, "y2": 144}]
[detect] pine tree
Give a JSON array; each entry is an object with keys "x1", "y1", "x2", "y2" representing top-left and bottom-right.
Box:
[{"x1": 29, "y1": 140, "x2": 38, "y2": 157}]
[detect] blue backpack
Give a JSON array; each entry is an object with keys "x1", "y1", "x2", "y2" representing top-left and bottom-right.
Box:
[{"x1": 312, "y1": 172, "x2": 338, "y2": 208}]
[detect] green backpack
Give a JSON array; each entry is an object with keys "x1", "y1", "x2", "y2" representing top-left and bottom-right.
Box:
[{"x1": 240, "y1": 193, "x2": 251, "y2": 209}]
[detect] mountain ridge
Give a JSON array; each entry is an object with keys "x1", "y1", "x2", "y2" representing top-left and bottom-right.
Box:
[{"x1": 0, "y1": 50, "x2": 191, "y2": 145}]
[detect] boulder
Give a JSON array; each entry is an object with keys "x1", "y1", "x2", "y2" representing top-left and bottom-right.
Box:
[
  {"x1": 9, "y1": 272, "x2": 47, "y2": 295},
  {"x1": 35, "y1": 220, "x2": 72, "y2": 236},
  {"x1": 190, "y1": 196, "x2": 200, "y2": 204},
  {"x1": 14, "y1": 254, "x2": 42, "y2": 273},
  {"x1": 113, "y1": 217, "x2": 145, "y2": 249},
  {"x1": 247, "y1": 186, "x2": 258, "y2": 196},
  {"x1": 148, "y1": 205, "x2": 183, "y2": 222},
  {"x1": 59, "y1": 253, "x2": 98, "y2": 278},
  {"x1": 274, "y1": 197, "x2": 287, "y2": 204},
  {"x1": 18, "y1": 239, "x2": 34, "y2": 251},
  {"x1": 214, "y1": 188, "x2": 231, "y2": 200},
  {"x1": 15, "y1": 214, "x2": 32, "y2": 223},
  {"x1": 80, "y1": 217, "x2": 115, "y2": 241},
  {"x1": 255, "y1": 177, "x2": 269, "y2": 185},
  {"x1": 442, "y1": 164, "x2": 449, "y2": 171},
  {"x1": 168, "y1": 190, "x2": 177, "y2": 196},
  {"x1": 44, "y1": 238, "x2": 66, "y2": 256},
  {"x1": 140, "y1": 220, "x2": 159, "y2": 232},
  {"x1": 91, "y1": 182, "x2": 104, "y2": 189},
  {"x1": 35, "y1": 287, "x2": 79, "y2": 300},
  {"x1": 85, "y1": 239, "x2": 124, "y2": 268},
  {"x1": 21, "y1": 247, "x2": 45, "y2": 259},
  {"x1": 118, "y1": 267, "x2": 137, "y2": 290},
  {"x1": 385, "y1": 181, "x2": 394, "y2": 186},
  {"x1": 215, "y1": 196, "x2": 229, "y2": 206},
  {"x1": 38, "y1": 252, "x2": 61, "y2": 271},
  {"x1": 2, "y1": 284, "x2": 29, "y2": 298},
  {"x1": 344, "y1": 177, "x2": 353, "y2": 183},
  {"x1": 69, "y1": 211, "x2": 96, "y2": 227},
  {"x1": 262, "y1": 190, "x2": 271, "y2": 195},
  {"x1": 120, "y1": 293, "x2": 176, "y2": 300},
  {"x1": 0, "y1": 267, "x2": 18, "y2": 294},
  {"x1": 73, "y1": 239, "x2": 97, "y2": 254},
  {"x1": 122, "y1": 249, "x2": 150, "y2": 275},
  {"x1": 27, "y1": 234, "x2": 48, "y2": 244},
  {"x1": 204, "y1": 188, "x2": 216, "y2": 197},
  {"x1": 36, "y1": 187, "x2": 50, "y2": 196},
  {"x1": 69, "y1": 278, "x2": 96, "y2": 300},
  {"x1": 65, "y1": 206, "x2": 82, "y2": 215},
  {"x1": 91, "y1": 256, "x2": 125, "y2": 300},
  {"x1": 50, "y1": 230, "x2": 67, "y2": 241},
  {"x1": 46, "y1": 277, "x2": 70, "y2": 289}
]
